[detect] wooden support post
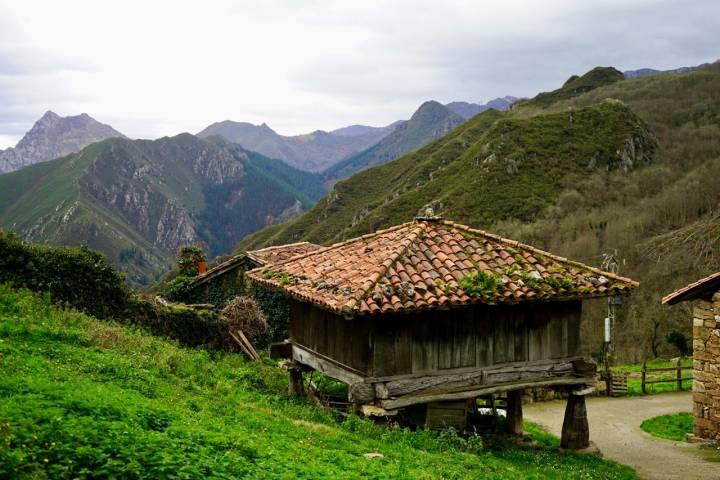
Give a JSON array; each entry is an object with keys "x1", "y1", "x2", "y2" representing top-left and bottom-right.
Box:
[
  {"x1": 506, "y1": 390, "x2": 523, "y2": 436},
  {"x1": 288, "y1": 367, "x2": 305, "y2": 397},
  {"x1": 602, "y1": 343, "x2": 611, "y2": 397},
  {"x1": 641, "y1": 360, "x2": 647, "y2": 394},
  {"x1": 676, "y1": 357, "x2": 683, "y2": 391},
  {"x1": 560, "y1": 394, "x2": 589, "y2": 450}
]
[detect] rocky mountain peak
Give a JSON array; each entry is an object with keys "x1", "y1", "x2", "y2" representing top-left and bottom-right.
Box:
[
  {"x1": 0, "y1": 111, "x2": 125, "y2": 174},
  {"x1": 39, "y1": 110, "x2": 61, "y2": 122}
]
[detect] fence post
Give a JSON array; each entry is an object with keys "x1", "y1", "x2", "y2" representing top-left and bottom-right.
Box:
[
  {"x1": 676, "y1": 357, "x2": 682, "y2": 391},
  {"x1": 641, "y1": 360, "x2": 647, "y2": 395}
]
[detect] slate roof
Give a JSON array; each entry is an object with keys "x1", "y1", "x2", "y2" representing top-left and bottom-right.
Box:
[
  {"x1": 247, "y1": 218, "x2": 638, "y2": 317},
  {"x1": 188, "y1": 242, "x2": 322, "y2": 289},
  {"x1": 661, "y1": 271, "x2": 720, "y2": 305}
]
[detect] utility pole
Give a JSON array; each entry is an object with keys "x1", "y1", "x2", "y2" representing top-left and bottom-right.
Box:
[{"x1": 601, "y1": 250, "x2": 620, "y2": 396}]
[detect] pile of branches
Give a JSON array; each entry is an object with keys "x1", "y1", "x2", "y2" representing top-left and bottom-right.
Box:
[{"x1": 221, "y1": 296, "x2": 268, "y2": 343}]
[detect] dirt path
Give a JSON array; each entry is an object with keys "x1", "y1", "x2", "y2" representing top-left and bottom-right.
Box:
[{"x1": 524, "y1": 391, "x2": 718, "y2": 480}]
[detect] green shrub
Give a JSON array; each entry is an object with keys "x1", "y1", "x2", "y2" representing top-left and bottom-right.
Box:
[
  {"x1": 250, "y1": 284, "x2": 290, "y2": 343},
  {"x1": 0, "y1": 232, "x2": 238, "y2": 351},
  {"x1": 665, "y1": 329, "x2": 689, "y2": 357},
  {"x1": 124, "y1": 297, "x2": 233, "y2": 350},
  {"x1": 156, "y1": 275, "x2": 197, "y2": 302},
  {"x1": 0, "y1": 231, "x2": 129, "y2": 318}
]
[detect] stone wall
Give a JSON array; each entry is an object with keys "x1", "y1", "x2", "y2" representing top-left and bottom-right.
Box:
[{"x1": 692, "y1": 293, "x2": 720, "y2": 441}]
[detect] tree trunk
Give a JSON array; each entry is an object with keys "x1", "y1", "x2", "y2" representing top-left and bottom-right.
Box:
[
  {"x1": 650, "y1": 320, "x2": 661, "y2": 358},
  {"x1": 560, "y1": 394, "x2": 589, "y2": 449}
]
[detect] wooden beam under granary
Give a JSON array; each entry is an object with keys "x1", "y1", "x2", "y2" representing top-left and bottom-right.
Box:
[{"x1": 248, "y1": 217, "x2": 639, "y2": 448}]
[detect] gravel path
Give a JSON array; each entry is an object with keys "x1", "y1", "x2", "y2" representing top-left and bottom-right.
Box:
[{"x1": 524, "y1": 391, "x2": 718, "y2": 480}]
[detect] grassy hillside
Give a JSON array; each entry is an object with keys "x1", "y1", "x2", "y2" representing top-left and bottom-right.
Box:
[
  {"x1": 522, "y1": 67, "x2": 624, "y2": 108},
  {"x1": 0, "y1": 134, "x2": 324, "y2": 285},
  {"x1": 322, "y1": 101, "x2": 465, "y2": 183},
  {"x1": 237, "y1": 63, "x2": 720, "y2": 362},
  {"x1": 0, "y1": 285, "x2": 635, "y2": 479},
  {"x1": 239, "y1": 100, "x2": 653, "y2": 247}
]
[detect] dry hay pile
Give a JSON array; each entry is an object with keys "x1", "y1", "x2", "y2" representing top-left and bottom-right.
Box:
[{"x1": 221, "y1": 296, "x2": 268, "y2": 342}]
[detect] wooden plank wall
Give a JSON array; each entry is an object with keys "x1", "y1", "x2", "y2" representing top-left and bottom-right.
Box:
[
  {"x1": 289, "y1": 301, "x2": 371, "y2": 374},
  {"x1": 372, "y1": 301, "x2": 581, "y2": 377},
  {"x1": 290, "y1": 300, "x2": 581, "y2": 379}
]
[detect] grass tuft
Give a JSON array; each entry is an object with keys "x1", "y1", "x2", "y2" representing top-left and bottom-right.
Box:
[{"x1": 640, "y1": 412, "x2": 693, "y2": 442}]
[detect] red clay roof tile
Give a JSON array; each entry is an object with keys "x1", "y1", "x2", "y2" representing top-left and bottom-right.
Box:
[
  {"x1": 183, "y1": 241, "x2": 323, "y2": 290},
  {"x1": 661, "y1": 271, "x2": 720, "y2": 305}
]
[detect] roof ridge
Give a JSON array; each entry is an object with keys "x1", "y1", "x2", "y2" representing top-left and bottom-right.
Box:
[
  {"x1": 661, "y1": 271, "x2": 720, "y2": 304},
  {"x1": 341, "y1": 222, "x2": 428, "y2": 314},
  {"x1": 194, "y1": 252, "x2": 245, "y2": 278},
  {"x1": 245, "y1": 241, "x2": 318, "y2": 264},
  {"x1": 443, "y1": 220, "x2": 638, "y2": 287},
  {"x1": 249, "y1": 241, "x2": 311, "y2": 253},
  {"x1": 249, "y1": 221, "x2": 417, "y2": 274}
]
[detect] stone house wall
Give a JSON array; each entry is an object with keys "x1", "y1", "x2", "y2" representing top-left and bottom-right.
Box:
[{"x1": 692, "y1": 293, "x2": 720, "y2": 441}]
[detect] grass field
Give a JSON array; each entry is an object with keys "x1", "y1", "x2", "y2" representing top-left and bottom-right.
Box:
[
  {"x1": 612, "y1": 358, "x2": 693, "y2": 395},
  {"x1": 640, "y1": 413, "x2": 693, "y2": 442},
  {"x1": 0, "y1": 284, "x2": 637, "y2": 479}
]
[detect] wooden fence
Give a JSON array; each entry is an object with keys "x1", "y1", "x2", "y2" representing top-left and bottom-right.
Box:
[{"x1": 641, "y1": 359, "x2": 692, "y2": 394}]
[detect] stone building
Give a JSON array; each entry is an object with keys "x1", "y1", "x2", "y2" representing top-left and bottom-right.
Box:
[
  {"x1": 663, "y1": 272, "x2": 720, "y2": 441},
  {"x1": 178, "y1": 242, "x2": 322, "y2": 306}
]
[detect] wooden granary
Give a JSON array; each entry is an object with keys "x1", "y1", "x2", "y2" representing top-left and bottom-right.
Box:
[{"x1": 248, "y1": 217, "x2": 638, "y2": 448}]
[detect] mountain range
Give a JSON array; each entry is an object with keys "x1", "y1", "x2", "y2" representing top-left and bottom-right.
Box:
[
  {"x1": 196, "y1": 120, "x2": 397, "y2": 172},
  {"x1": 196, "y1": 97, "x2": 517, "y2": 174},
  {"x1": 0, "y1": 134, "x2": 324, "y2": 285},
  {"x1": 322, "y1": 100, "x2": 465, "y2": 183},
  {"x1": 0, "y1": 94, "x2": 519, "y2": 286},
  {"x1": 623, "y1": 62, "x2": 713, "y2": 79},
  {"x1": 0, "y1": 111, "x2": 124, "y2": 174},
  {"x1": 445, "y1": 96, "x2": 519, "y2": 119}
]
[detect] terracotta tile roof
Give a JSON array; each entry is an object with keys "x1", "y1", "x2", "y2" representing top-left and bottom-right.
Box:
[
  {"x1": 246, "y1": 242, "x2": 324, "y2": 265},
  {"x1": 661, "y1": 271, "x2": 720, "y2": 305},
  {"x1": 247, "y1": 219, "x2": 639, "y2": 317},
  {"x1": 188, "y1": 242, "x2": 322, "y2": 289}
]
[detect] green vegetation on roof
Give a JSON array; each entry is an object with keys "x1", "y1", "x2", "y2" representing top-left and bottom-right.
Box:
[{"x1": 459, "y1": 270, "x2": 503, "y2": 299}]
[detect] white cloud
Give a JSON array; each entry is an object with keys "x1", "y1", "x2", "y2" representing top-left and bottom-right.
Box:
[{"x1": 0, "y1": 0, "x2": 718, "y2": 149}]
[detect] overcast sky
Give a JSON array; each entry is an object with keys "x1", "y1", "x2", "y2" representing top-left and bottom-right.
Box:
[{"x1": 0, "y1": 0, "x2": 718, "y2": 148}]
